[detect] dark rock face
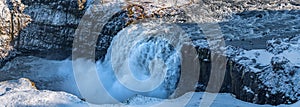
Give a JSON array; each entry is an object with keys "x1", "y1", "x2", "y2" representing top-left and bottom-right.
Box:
[
  {"x1": 226, "y1": 38, "x2": 300, "y2": 105},
  {"x1": 177, "y1": 20, "x2": 300, "y2": 105},
  {"x1": 0, "y1": 0, "x2": 88, "y2": 66},
  {"x1": 2, "y1": 1, "x2": 190, "y2": 61},
  {"x1": 195, "y1": 46, "x2": 300, "y2": 105},
  {"x1": 95, "y1": 10, "x2": 131, "y2": 60},
  {"x1": 16, "y1": 0, "x2": 85, "y2": 59},
  {"x1": 1, "y1": 0, "x2": 299, "y2": 62}
]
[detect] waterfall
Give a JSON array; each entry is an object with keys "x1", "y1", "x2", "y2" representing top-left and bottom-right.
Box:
[{"x1": 95, "y1": 23, "x2": 182, "y2": 102}]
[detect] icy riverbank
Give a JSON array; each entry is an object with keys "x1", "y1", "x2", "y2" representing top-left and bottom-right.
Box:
[{"x1": 1, "y1": 78, "x2": 300, "y2": 107}]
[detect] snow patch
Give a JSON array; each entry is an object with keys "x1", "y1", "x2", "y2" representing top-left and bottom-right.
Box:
[{"x1": 0, "y1": 78, "x2": 86, "y2": 106}]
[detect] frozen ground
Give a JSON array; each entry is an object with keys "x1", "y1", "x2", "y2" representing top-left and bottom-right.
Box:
[
  {"x1": 1, "y1": 78, "x2": 300, "y2": 107},
  {"x1": 0, "y1": 78, "x2": 86, "y2": 106}
]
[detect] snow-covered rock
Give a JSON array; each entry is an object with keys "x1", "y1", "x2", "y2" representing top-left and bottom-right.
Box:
[
  {"x1": 2, "y1": 78, "x2": 300, "y2": 107},
  {"x1": 223, "y1": 37, "x2": 300, "y2": 105},
  {"x1": 124, "y1": 92, "x2": 300, "y2": 107},
  {"x1": 0, "y1": 78, "x2": 36, "y2": 95},
  {"x1": 0, "y1": 78, "x2": 86, "y2": 106}
]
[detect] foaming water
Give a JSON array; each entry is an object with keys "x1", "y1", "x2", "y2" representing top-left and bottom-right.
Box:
[
  {"x1": 64, "y1": 17, "x2": 198, "y2": 103},
  {"x1": 95, "y1": 26, "x2": 182, "y2": 102}
]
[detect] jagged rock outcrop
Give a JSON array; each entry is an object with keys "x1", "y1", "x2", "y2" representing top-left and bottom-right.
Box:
[
  {"x1": 15, "y1": 0, "x2": 86, "y2": 59},
  {"x1": 195, "y1": 38, "x2": 300, "y2": 105},
  {"x1": 174, "y1": 17, "x2": 300, "y2": 105},
  {"x1": 1, "y1": 0, "x2": 191, "y2": 64},
  {"x1": 0, "y1": 0, "x2": 31, "y2": 66},
  {"x1": 94, "y1": 3, "x2": 190, "y2": 60},
  {"x1": 0, "y1": 0, "x2": 298, "y2": 62}
]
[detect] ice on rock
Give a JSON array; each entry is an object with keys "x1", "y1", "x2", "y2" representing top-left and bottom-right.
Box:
[
  {"x1": 267, "y1": 38, "x2": 291, "y2": 55},
  {"x1": 225, "y1": 37, "x2": 300, "y2": 104},
  {"x1": 0, "y1": 78, "x2": 87, "y2": 106},
  {"x1": 0, "y1": 78, "x2": 35, "y2": 96}
]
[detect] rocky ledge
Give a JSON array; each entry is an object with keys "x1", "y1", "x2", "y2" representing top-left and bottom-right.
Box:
[{"x1": 196, "y1": 37, "x2": 300, "y2": 105}]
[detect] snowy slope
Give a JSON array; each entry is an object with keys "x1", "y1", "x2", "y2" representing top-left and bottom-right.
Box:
[{"x1": 124, "y1": 92, "x2": 300, "y2": 107}]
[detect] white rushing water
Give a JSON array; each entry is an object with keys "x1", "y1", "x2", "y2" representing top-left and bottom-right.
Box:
[
  {"x1": 93, "y1": 22, "x2": 189, "y2": 102},
  {"x1": 96, "y1": 38, "x2": 181, "y2": 102},
  {"x1": 68, "y1": 20, "x2": 198, "y2": 104}
]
